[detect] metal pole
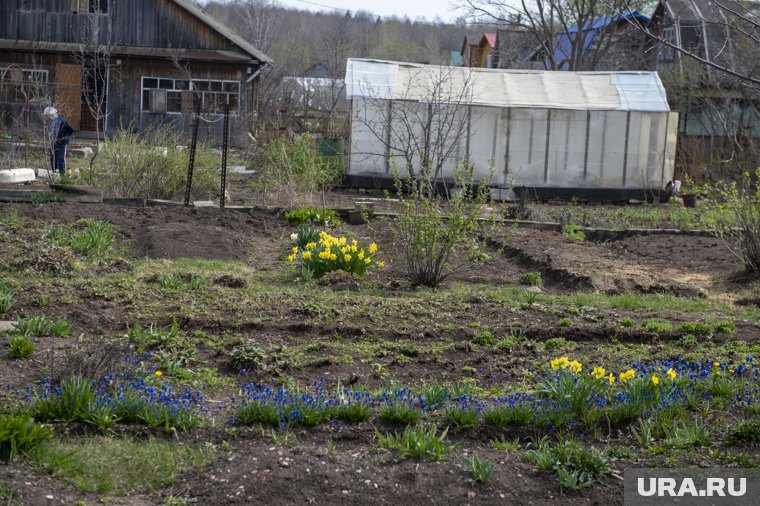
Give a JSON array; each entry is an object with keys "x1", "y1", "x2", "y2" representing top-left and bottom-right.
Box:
[
  {"x1": 220, "y1": 99, "x2": 230, "y2": 209},
  {"x1": 184, "y1": 97, "x2": 201, "y2": 206}
]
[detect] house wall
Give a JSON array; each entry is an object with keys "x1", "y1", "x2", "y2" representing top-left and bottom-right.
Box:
[{"x1": 0, "y1": 0, "x2": 241, "y2": 52}]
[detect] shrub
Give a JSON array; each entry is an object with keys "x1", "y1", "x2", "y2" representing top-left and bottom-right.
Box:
[
  {"x1": 710, "y1": 169, "x2": 760, "y2": 276},
  {"x1": 679, "y1": 321, "x2": 713, "y2": 337},
  {"x1": 714, "y1": 321, "x2": 736, "y2": 335},
  {"x1": 256, "y1": 134, "x2": 342, "y2": 207},
  {"x1": 392, "y1": 165, "x2": 491, "y2": 287},
  {"x1": 287, "y1": 231, "x2": 383, "y2": 278},
  {"x1": 520, "y1": 272, "x2": 542, "y2": 287},
  {"x1": 0, "y1": 415, "x2": 53, "y2": 460},
  {"x1": 78, "y1": 126, "x2": 219, "y2": 201},
  {"x1": 557, "y1": 318, "x2": 573, "y2": 328},
  {"x1": 8, "y1": 335, "x2": 35, "y2": 359}
]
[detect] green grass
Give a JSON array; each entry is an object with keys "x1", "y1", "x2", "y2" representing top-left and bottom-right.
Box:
[
  {"x1": 30, "y1": 436, "x2": 214, "y2": 495},
  {"x1": 376, "y1": 425, "x2": 456, "y2": 462},
  {"x1": 527, "y1": 437, "x2": 616, "y2": 492},
  {"x1": 8, "y1": 335, "x2": 35, "y2": 359},
  {"x1": 467, "y1": 455, "x2": 495, "y2": 484},
  {"x1": 13, "y1": 315, "x2": 71, "y2": 338}
]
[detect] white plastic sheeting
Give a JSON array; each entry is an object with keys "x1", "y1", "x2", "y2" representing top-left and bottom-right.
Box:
[{"x1": 347, "y1": 59, "x2": 678, "y2": 193}]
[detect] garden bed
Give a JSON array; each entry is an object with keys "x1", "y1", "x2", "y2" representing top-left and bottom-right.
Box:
[{"x1": 0, "y1": 201, "x2": 758, "y2": 505}]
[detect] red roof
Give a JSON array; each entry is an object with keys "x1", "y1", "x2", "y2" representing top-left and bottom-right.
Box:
[{"x1": 484, "y1": 32, "x2": 496, "y2": 48}]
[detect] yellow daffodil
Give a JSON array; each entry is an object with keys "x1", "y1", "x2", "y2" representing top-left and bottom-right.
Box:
[
  {"x1": 667, "y1": 368, "x2": 676, "y2": 380},
  {"x1": 358, "y1": 251, "x2": 365, "y2": 260},
  {"x1": 291, "y1": 247, "x2": 298, "y2": 254},
  {"x1": 155, "y1": 370, "x2": 163, "y2": 377},
  {"x1": 729, "y1": 369, "x2": 735, "y2": 374},
  {"x1": 344, "y1": 254, "x2": 352, "y2": 262},
  {"x1": 330, "y1": 254, "x2": 337, "y2": 261},
  {"x1": 369, "y1": 243, "x2": 378, "y2": 254},
  {"x1": 608, "y1": 373, "x2": 615, "y2": 385},
  {"x1": 364, "y1": 257, "x2": 371, "y2": 264},
  {"x1": 550, "y1": 356, "x2": 571, "y2": 371},
  {"x1": 651, "y1": 374, "x2": 659, "y2": 386},
  {"x1": 302, "y1": 251, "x2": 312, "y2": 260},
  {"x1": 352, "y1": 239, "x2": 358, "y2": 247},
  {"x1": 306, "y1": 242, "x2": 316, "y2": 249},
  {"x1": 592, "y1": 366, "x2": 606, "y2": 379},
  {"x1": 714, "y1": 361, "x2": 721, "y2": 367},
  {"x1": 290, "y1": 233, "x2": 298, "y2": 241},
  {"x1": 287, "y1": 254, "x2": 296, "y2": 262},
  {"x1": 568, "y1": 360, "x2": 582, "y2": 373},
  {"x1": 378, "y1": 261, "x2": 385, "y2": 268},
  {"x1": 619, "y1": 369, "x2": 636, "y2": 382}
]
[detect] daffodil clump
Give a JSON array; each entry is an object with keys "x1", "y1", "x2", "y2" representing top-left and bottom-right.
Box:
[{"x1": 287, "y1": 231, "x2": 384, "y2": 278}]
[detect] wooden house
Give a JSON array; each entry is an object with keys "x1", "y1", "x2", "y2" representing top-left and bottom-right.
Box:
[{"x1": 0, "y1": 0, "x2": 272, "y2": 145}]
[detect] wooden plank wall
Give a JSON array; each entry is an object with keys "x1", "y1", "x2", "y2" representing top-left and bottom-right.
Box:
[{"x1": 2, "y1": 0, "x2": 242, "y2": 53}]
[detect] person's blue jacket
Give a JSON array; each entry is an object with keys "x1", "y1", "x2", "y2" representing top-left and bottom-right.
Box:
[{"x1": 50, "y1": 115, "x2": 74, "y2": 149}]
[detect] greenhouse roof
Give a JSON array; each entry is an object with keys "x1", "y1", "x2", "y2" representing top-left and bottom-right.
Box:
[{"x1": 345, "y1": 58, "x2": 670, "y2": 112}]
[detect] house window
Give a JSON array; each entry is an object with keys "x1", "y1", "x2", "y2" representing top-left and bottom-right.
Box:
[
  {"x1": 0, "y1": 67, "x2": 49, "y2": 103},
  {"x1": 71, "y1": 0, "x2": 108, "y2": 14},
  {"x1": 659, "y1": 27, "x2": 677, "y2": 62},
  {"x1": 141, "y1": 76, "x2": 240, "y2": 115}
]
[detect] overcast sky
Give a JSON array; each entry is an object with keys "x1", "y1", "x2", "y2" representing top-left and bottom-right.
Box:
[{"x1": 274, "y1": 0, "x2": 466, "y2": 22}]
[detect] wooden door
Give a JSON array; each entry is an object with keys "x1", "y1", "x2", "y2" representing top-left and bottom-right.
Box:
[{"x1": 54, "y1": 64, "x2": 81, "y2": 130}]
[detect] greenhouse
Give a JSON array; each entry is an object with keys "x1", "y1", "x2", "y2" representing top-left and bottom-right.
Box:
[{"x1": 345, "y1": 58, "x2": 679, "y2": 201}]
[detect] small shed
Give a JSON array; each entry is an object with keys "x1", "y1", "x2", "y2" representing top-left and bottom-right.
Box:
[{"x1": 345, "y1": 58, "x2": 679, "y2": 201}]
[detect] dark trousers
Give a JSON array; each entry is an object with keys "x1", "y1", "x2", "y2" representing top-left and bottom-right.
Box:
[{"x1": 50, "y1": 145, "x2": 67, "y2": 174}]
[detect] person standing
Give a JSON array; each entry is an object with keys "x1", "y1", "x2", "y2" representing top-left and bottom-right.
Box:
[{"x1": 44, "y1": 107, "x2": 74, "y2": 175}]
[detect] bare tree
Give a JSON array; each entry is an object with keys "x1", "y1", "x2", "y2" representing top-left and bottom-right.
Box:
[
  {"x1": 73, "y1": 6, "x2": 116, "y2": 169},
  {"x1": 352, "y1": 65, "x2": 476, "y2": 186},
  {"x1": 461, "y1": 0, "x2": 655, "y2": 70}
]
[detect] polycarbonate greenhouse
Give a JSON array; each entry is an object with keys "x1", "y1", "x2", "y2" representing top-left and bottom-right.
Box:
[{"x1": 345, "y1": 58, "x2": 679, "y2": 201}]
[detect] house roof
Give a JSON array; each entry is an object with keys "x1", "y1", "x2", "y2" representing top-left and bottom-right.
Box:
[
  {"x1": 345, "y1": 58, "x2": 670, "y2": 112},
  {"x1": 483, "y1": 32, "x2": 497, "y2": 48},
  {"x1": 554, "y1": 11, "x2": 650, "y2": 69},
  {"x1": 171, "y1": 0, "x2": 272, "y2": 64}
]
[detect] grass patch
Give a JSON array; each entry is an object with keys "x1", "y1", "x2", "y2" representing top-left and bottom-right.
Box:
[
  {"x1": 30, "y1": 436, "x2": 214, "y2": 495},
  {"x1": 13, "y1": 315, "x2": 71, "y2": 338},
  {"x1": 376, "y1": 425, "x2": 456, "y2": 462},
  {"x1": 8, "y1": 335, "x2": 35, "y2": 359},
  {"x1": 527, "y1": 437, "x2": 616, "y2": 492}
]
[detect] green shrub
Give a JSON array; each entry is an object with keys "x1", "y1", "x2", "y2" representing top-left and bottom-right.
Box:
[
  {"x1": 78, "y1": 126, "x2": 219, "y2": 201},
  {"x1": 376, "y1": 425, "x2": 456, "y2": 462},
  {"x1": 520, "y1": 272, "x2": 542, "y2": 287},
  {"x1": 8, "y1": 335, "x2": 35, "y2": 359},
  {"x1": 496, "y1": 332, "x2": 523, "y2": 351},
  {"x1": 14, "y1": 315, "x2": 71, "y2": 338},
  {"x1": 392, "y1": 165, "x2": 490, "y2": 287},
  {"x1": 0, "y1": 414, "x2": 53, "y2": 460},
  {"x1": 619, "y1": 317, "x2": 635, "y2": 328},
  {"x1": 557, "y1": 318, "x2": 573, "y2": 328}
]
